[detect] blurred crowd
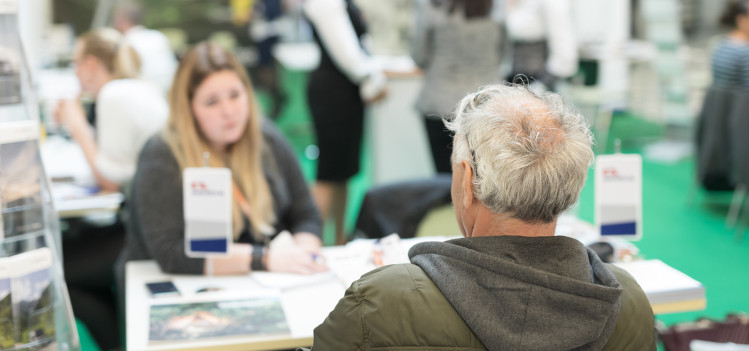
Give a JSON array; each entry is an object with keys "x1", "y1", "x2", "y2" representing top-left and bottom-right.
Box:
[{"x1": 40, "y1": 0, "x2": 749, "y2": 350}]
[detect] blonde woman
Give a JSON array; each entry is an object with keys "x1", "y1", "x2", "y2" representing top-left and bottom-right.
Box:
[
  {"x1": 55, "y1": 27, "x2": 168, "y2": 191},
  {"x1": 54, "y1": 27, "x2": 167, "y2": 351},
  {"x1": 116, "y1": 42, "x2": 326, "y2": 284}
]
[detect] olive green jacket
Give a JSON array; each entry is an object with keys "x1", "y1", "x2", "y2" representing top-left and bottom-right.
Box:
[{"x1": 307, "y1": 237, "x2": 655, "y2": 351}]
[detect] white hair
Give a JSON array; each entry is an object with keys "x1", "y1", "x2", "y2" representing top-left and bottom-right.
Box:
[{"x1": 445, "y1": 84, "x2": 594, "y2": 223}]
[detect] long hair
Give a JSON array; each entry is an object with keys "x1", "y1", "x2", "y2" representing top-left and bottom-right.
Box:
[
  {"x1": 78, "y1": 27, "x2": 140, "y2": 79},
  {"x1": 163, "y1": 42, "x2": 275, "y2": 240},
  {"x1": 431, "y1": 0, "x2": 492, "y2": 19}
]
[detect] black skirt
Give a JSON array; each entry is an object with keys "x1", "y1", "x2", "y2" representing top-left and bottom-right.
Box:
[{"x1": 307, "y1": 69, "x2": 364, "y2": 181}]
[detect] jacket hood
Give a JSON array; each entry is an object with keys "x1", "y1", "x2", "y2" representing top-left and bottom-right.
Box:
[{"x1": 409, "y1": 236, "x2": 622, "y2": 351}]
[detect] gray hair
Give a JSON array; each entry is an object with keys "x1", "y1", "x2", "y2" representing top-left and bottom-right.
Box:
[
  {"x1": 115, "y1": 1, "x2": 144, "y2": 25},
  {"x1": 445, "y1": 84, "x2": 594, "y2": 223}
]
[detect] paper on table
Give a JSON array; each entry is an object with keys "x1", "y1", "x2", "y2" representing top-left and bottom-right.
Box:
[
  {"x1": 282, "y1": 281, "x2": 345, "y2": 338},
  {"x1": 613, "y1": 259, "x2": 703, "y2": 294},
  {"x1": 170, "y1": 276, "x2": 267, "y2": 299},
  {"x1": 251, "y1": 271, "x2": 338, "y2": 290}
]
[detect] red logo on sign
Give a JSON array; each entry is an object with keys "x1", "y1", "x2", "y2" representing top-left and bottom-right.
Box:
[{"x1": 603, "y1": 168, "x2": 619, "y2": 178}]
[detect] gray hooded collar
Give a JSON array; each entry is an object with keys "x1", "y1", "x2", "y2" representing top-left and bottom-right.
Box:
[{"x1": 409, "y1": 235, "x2": 623, "y2": 351}]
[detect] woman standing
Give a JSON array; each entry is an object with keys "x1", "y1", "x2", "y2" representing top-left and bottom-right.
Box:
[
  {"x1": 304, "y1": 0, "x2": 387, "y2": 244},
  {"x1": 411, "y1": 0, "x2": 502, "y2": 173},
  {"x1": 695, "y1": 0, "x2": 749, "y2": 190},
  {"x1": 505, "y1": 0, "x2": 578, "y2": 90}
]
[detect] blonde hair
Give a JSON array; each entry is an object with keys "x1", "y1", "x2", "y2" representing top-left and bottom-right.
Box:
[
  {"x1": 163, "y1": 42, "x2": 275, "y2": 239},
  {"x1": 79, "y1": 27, "x2": 140, "y2": 79},
  {"x1": 446, "y1": 84, "x2": 594, "y2": 223}
]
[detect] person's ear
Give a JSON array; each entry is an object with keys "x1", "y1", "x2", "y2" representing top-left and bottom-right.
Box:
[{"x1": 460, "y1": 159, "x2": 474, "y2": 209}]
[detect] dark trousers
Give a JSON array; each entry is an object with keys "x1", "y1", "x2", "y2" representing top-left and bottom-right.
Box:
[
  {"x1": 63, "y1": 218, "x2": 124, "y2": 350},
  {"x1": 424, "y1": 117, "x2": 454, "y2": 174}
]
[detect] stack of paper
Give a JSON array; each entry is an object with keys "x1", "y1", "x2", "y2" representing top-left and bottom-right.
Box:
[{"x1": 614, "y1": 259, "x2": 706, "y2": 314}]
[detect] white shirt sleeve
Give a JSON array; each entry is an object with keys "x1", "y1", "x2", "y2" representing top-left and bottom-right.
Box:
[
  {"x1": 541, "y1": 0, "x2": 578, "y2": 78},
  {"x1": 95, "y1": 86, "x2": 138, "y2": 185},
  {"x1": 304, "y1": 0, "x2": 386, "y2": 100},
  {"x1": 94, "y1": 80, "x2": 168, "y2": 185}
]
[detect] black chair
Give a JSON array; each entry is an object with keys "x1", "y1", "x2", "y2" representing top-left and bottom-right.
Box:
[{"x1": 354, "y1": 175, "x2": 452, "y2": 239}]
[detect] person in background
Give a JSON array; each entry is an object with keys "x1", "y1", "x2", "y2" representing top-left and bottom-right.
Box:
[
  {"x1": 410, "y1": 0, "x2": 502, "y2": 173},
  {"x1": 307, "y1": 84, "x2": 655, "y2": 350},
  {"x1": 695, "y1": 0, "x2": 749, "y2": 191},
  {"x1": 249, "y1": 0, "x2": 286, "y2": 119},
  {"x1": 116, "y1": 42, "x2": 326, "y2": 298},
  {"x1": 304, "y1": 0, "x2": 387, "y2": 245},
  {"x1": 712, "y1": 0, "x2": 749, "y2": 90},
  {"x1": 505, "y1": 0, "x2": 578, "y2": 90},
  {"x1": 54, "y1": 27, "x2": 167, "y2": 351},
  {"x1": 55, "y1": 27, "x2": 168, "y2": 192},
  {"x1": 113, "y1": 0, "x2": 178, "y2": 95}
]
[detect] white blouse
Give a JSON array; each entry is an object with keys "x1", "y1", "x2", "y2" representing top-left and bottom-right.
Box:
[
  {"x1": 505, "y1": 0, "x2": 578, "y2": 78},
  {"x1": 303, "y1": 0, "x2": 386, "y2": 100},
  {"x1": 95, "y1": 79, "x2": 168, "y2": 185}
]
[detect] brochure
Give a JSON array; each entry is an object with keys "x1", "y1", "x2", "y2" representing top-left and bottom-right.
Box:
[
  {"x1": 11, "y1": 248, "x2": 55, "y2": 349},
  {"x1": 0, "y1": 256, "x2": 11, "y2": 349},
  {"x1": 0, "y1": 248, "x2": 56, "y2": 350},
  {"x1": 0, "y1": 136, "x2": 44, "y2": 239},
  {"x1": 0, "y1": 1, "x2": 21, "y2": 106},
  {"x1": 149, "y1": 297, "x2": 289, "y2": 343}
]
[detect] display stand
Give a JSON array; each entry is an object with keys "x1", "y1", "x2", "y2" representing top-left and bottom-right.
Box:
[{"x1": 0, "y1": 1, "x2": 80, "y2": 350}]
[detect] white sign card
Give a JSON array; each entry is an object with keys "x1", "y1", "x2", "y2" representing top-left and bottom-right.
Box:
[
  {"x1": 594, "y1": 154, "x2": 643, "y2": 240},
  {"x1": 183, "y1": 167, "x2": 232, "y2": 257}
]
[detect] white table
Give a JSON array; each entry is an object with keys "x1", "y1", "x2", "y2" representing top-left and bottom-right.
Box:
[
  {"x1": 126, "y1": 231, "x2": 705, "y2": 350},
  {"x1": 40, "y1": 135, "x2": 124, "y2": 219},
  {"x1": 125, "y1": 236, "x2": 445, "y2": 351},
  {"x1": 126, "y1": 261, "x2": 345, "y2": 351}
]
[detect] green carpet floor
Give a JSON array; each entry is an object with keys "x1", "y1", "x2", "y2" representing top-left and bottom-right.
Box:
[{"x1": 79, "y1": 68, "x2": 749, "y2": 350}]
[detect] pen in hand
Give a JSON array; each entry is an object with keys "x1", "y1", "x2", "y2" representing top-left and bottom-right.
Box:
[{"x1": 311, "y1": 253, "x2": 325, "y2": 265}]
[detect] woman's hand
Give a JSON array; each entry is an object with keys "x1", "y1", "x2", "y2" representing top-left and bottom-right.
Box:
[
  {"x1": 293, "y1": 232, "x2": 323, "y2": 252},
  {"x1": 267, "y1": 233, "x2": 328, "y2": 275},
  {"x1": 206, "y1": 243, "x2": 252, "y2": 275},
  {"x1": 54, "y1": 99, "x2": 89, "y2": 136}
]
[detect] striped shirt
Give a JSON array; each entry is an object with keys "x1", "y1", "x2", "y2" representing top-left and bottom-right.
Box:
[{"x1": 712, "y1": 37, "x2": 749, "y2": 90}]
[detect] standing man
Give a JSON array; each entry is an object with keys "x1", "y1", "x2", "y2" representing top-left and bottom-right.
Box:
[
  {"x1": 309, "y1": 84, "x2": 655, "y2": 350},
  {"x1": 113, "y1": 0, "x2": 177, "y2": 95}
]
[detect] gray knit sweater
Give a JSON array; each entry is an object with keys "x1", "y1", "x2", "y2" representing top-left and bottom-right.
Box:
[
  {"x1": 117, "y1": 122, "x2": 322, "y2": 275},
  {"x1": 411, "y1": 0, "x2": 504, "y2": 117}
]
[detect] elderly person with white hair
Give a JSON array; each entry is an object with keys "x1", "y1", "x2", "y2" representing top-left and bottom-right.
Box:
[{"x1": 306, "y1": 84, "x2": 656, "y2": 350}]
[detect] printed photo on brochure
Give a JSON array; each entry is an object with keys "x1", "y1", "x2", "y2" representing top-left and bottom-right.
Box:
[
  {"x1": 149, "y1": 297, "x2": 289, "y2": 343},
  {"x1": 0, "y1": 248, "x2": 56, "y2": 350},
  {"x1": 0, "y1": 12, "x2": 21, "y2": 106},
  {"x1": 0, "y1": 139, "x2": 44, "y2": 239}
]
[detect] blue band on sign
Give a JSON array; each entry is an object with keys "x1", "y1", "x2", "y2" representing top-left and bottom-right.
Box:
[
  {"x1": 601, "y1": 222, "x2": 637, "y2": 236},
  {"x1": 190, "y1": 239, "x2": 228, "y2": 253}
]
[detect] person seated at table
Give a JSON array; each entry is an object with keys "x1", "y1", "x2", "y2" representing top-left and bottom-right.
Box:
[
  {"x1": 116, "y1": 42, "x2": 327, "y2": 283},
  {"x1": 308, "y1": 84, "x2": 656, "y2": 350},
  {"x1": 54, "y1": 27, "x2": 168, "y2": 351},
  {"x1": 55, "y1": 27, "x2": 168, "y2": 192}
]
